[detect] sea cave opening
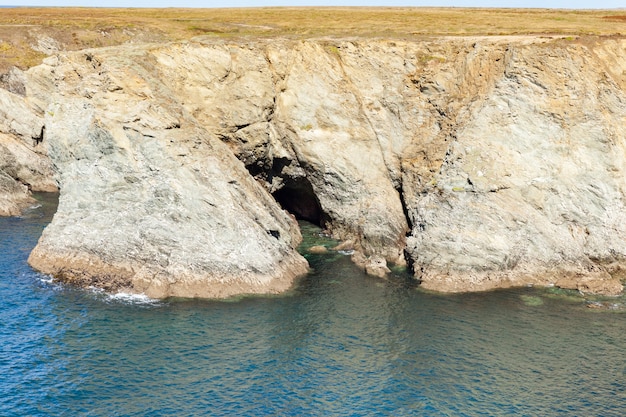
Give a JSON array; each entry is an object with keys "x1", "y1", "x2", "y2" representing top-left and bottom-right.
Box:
[{"x1": 272, "y1": 177, "x2": 325, "y2": 228}]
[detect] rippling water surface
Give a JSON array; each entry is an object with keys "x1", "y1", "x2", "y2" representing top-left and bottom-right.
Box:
[{"x1": 1, "y1": 194, "x2": 626, "y2": 416}]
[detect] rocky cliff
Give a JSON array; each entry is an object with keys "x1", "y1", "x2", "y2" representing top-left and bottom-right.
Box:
[
  {"x1": 0, "y1": 84, "x2": 56, "y2": 215},
  {"x1": 3, "y1": 35, "x2": 626, "y2": 297}
]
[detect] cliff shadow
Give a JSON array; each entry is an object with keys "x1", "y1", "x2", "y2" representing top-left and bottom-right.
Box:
[{"x1": 272, "y1": 177, "x2": 326, "y2": 227}]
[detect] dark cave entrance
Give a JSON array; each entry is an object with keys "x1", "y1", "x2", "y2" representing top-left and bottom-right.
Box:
[{"x1": 273, "y1": 178, "x2": 325, "y2": 227}]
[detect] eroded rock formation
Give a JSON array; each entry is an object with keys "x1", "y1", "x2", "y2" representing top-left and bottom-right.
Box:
[
  {"x1": 2, "y1": 35, "x2": 626, "y2": 297},
  {"x1": 0, "y1": 84, "x2": 56, "y2": 216},
  {"x1": 24, "y1": 52, "x2": 308, "y2": 299}
]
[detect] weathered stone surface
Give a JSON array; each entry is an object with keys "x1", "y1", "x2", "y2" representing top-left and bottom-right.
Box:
[
  {"x1": 0, "y1": 85, "x2": 44, "y2": 139},
  {"x1": 0, "y1": 67, "x2": 27, "y2": 96},
  {"x1": 1, "y1": 35, "x2": 625, "y2": 297},
  {"x1": 403, "y1": 39, "x2": 626, "y2": 294},
  {"x1": 0, "y1": 167, "x2": 33, "y2": 216},
  {"x1": 0, "y1": 86, "x2": 55, "y2": 215},
  {"x1": 351, "y1": 251, "x2": 392, "y2": 278},
  {"x1": 151, "y1": 36, "x2": 626, "y2": 295},
  {"x1": 25, "y1": 49, "x2": 308, "y2": 299},
  {"x1": 151, "y1": 40, "x2": 410, "y2": 267}
]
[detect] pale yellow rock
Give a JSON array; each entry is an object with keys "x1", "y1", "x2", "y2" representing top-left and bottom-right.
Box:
[
  {"x1": 308, "y1": 245, "x2": 328, "y2": 254},
  {"x1": 1, "y1": 35, "x2": 625, "y2": 296},
  {"x1": 0, "y1": 87, "x2": 56, "y2": 216}
]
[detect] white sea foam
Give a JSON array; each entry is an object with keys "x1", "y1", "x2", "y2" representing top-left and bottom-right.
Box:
[
  {"x1": 36, "y1": 274, "x2": 67, "y2": 292},
  {"x1": 39, "y1": 274, "x2": 55, "y2": 284},
  {"x1": 338, "y1": 250, "x2": 354, "y2": 256},
  {"x1": 108, "y1": 292, "x2": 160, "y2": 305},
  {"x1": 37, "y1": 279, "x2": 161, "y2": 305}
]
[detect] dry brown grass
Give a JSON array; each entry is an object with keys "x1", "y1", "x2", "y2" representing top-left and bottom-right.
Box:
[
  {"x1": 1, "y1": 7, "x2": 625, "y2": 71},
  {"x1": 603, "y1": 15, "x2": 626, "y2": 22}
]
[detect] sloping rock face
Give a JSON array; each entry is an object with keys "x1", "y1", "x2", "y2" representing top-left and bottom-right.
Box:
[
  {"x1": 4, "y1": 35, "x2": 626, "y2": 297},
  {"x1": 150, "y1": 40, "x2": 410, "y2": 268},
  {"x1": 24, "y1": 51, "x2": 308, "y2": 299}
]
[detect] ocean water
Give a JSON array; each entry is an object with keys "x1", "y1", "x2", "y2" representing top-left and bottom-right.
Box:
[{"x1": 1, "y1": 193, "x2": 625, "y2": 416}]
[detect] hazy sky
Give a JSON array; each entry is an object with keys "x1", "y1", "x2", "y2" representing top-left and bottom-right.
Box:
[{"x1": 2, "y1": 1, "x2": 625, "y2": 9}]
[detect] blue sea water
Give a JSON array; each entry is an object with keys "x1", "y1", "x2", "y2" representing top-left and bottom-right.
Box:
[{"x1": 1, "y1": 193, "x2": 626, "y2": 416}]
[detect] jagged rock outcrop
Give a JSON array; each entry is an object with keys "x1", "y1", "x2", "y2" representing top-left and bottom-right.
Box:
[
  {"x1": 0, "y1": 85, "x2": 56, "y2": 216},
  {"x1": 402, "y1": 38, "x2": 626, "y2": 295},
  {"x1": 150, "y1": 40, "x2": 410, "y2": 268},
  {"x1": 3, "y1": 35, "x2": 626, "y2": 297},
  {"x1": 24, "y1": 52, "x2": 308, "y2": 299}
]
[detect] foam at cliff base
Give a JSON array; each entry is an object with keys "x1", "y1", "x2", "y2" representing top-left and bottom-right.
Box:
[
  {"x1": 107, "y1": 292, "x2": 160, "y2": 305},
  {"x1": 86, "y1": 286, "x2": 162, "y2": 305}
]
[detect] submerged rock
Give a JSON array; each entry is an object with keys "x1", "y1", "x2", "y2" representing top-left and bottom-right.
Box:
[
  {"x1": 351, "y1": 251, "x2": 392, "y2": 278},
  {"x1": 520, "y1": 295, "x2": 544, "y2": 307},
  {"x1": 308, "y1": 245, "x2": 328, "y2": 254}
]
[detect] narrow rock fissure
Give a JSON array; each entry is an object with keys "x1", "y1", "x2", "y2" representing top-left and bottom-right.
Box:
[
  {"x1": 33, "y1": 125, "x2": 45, "y2": 146},
  {"x1": 396, "y1": 184, "x2": 413, "y2": 233},
  {"x1": 395, "y1": 184, "x2": 417, "y2": 278}
]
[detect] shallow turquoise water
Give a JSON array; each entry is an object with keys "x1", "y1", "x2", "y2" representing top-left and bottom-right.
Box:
[{"x1": 1, "y1": 194, "x2": 625, "y2": 416}]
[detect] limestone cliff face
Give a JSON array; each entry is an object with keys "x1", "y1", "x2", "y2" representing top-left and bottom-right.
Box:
[
  {"x1": 3, "y1": 35, "x2": 626, "y2": 297},
  {"x1": 0, "y1": 85, "x2": 56, "y2": 215},
  {"x1": 404, "y1": 39, "x2": 626, "y2": 294},
  {"x1": 24, "y1": 49, "x2": 308, "y2": 298}
]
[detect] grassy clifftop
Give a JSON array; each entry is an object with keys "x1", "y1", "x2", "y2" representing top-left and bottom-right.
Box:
[{"x1": 1, "y1": 7, "x2": 625, "y2": 71}]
